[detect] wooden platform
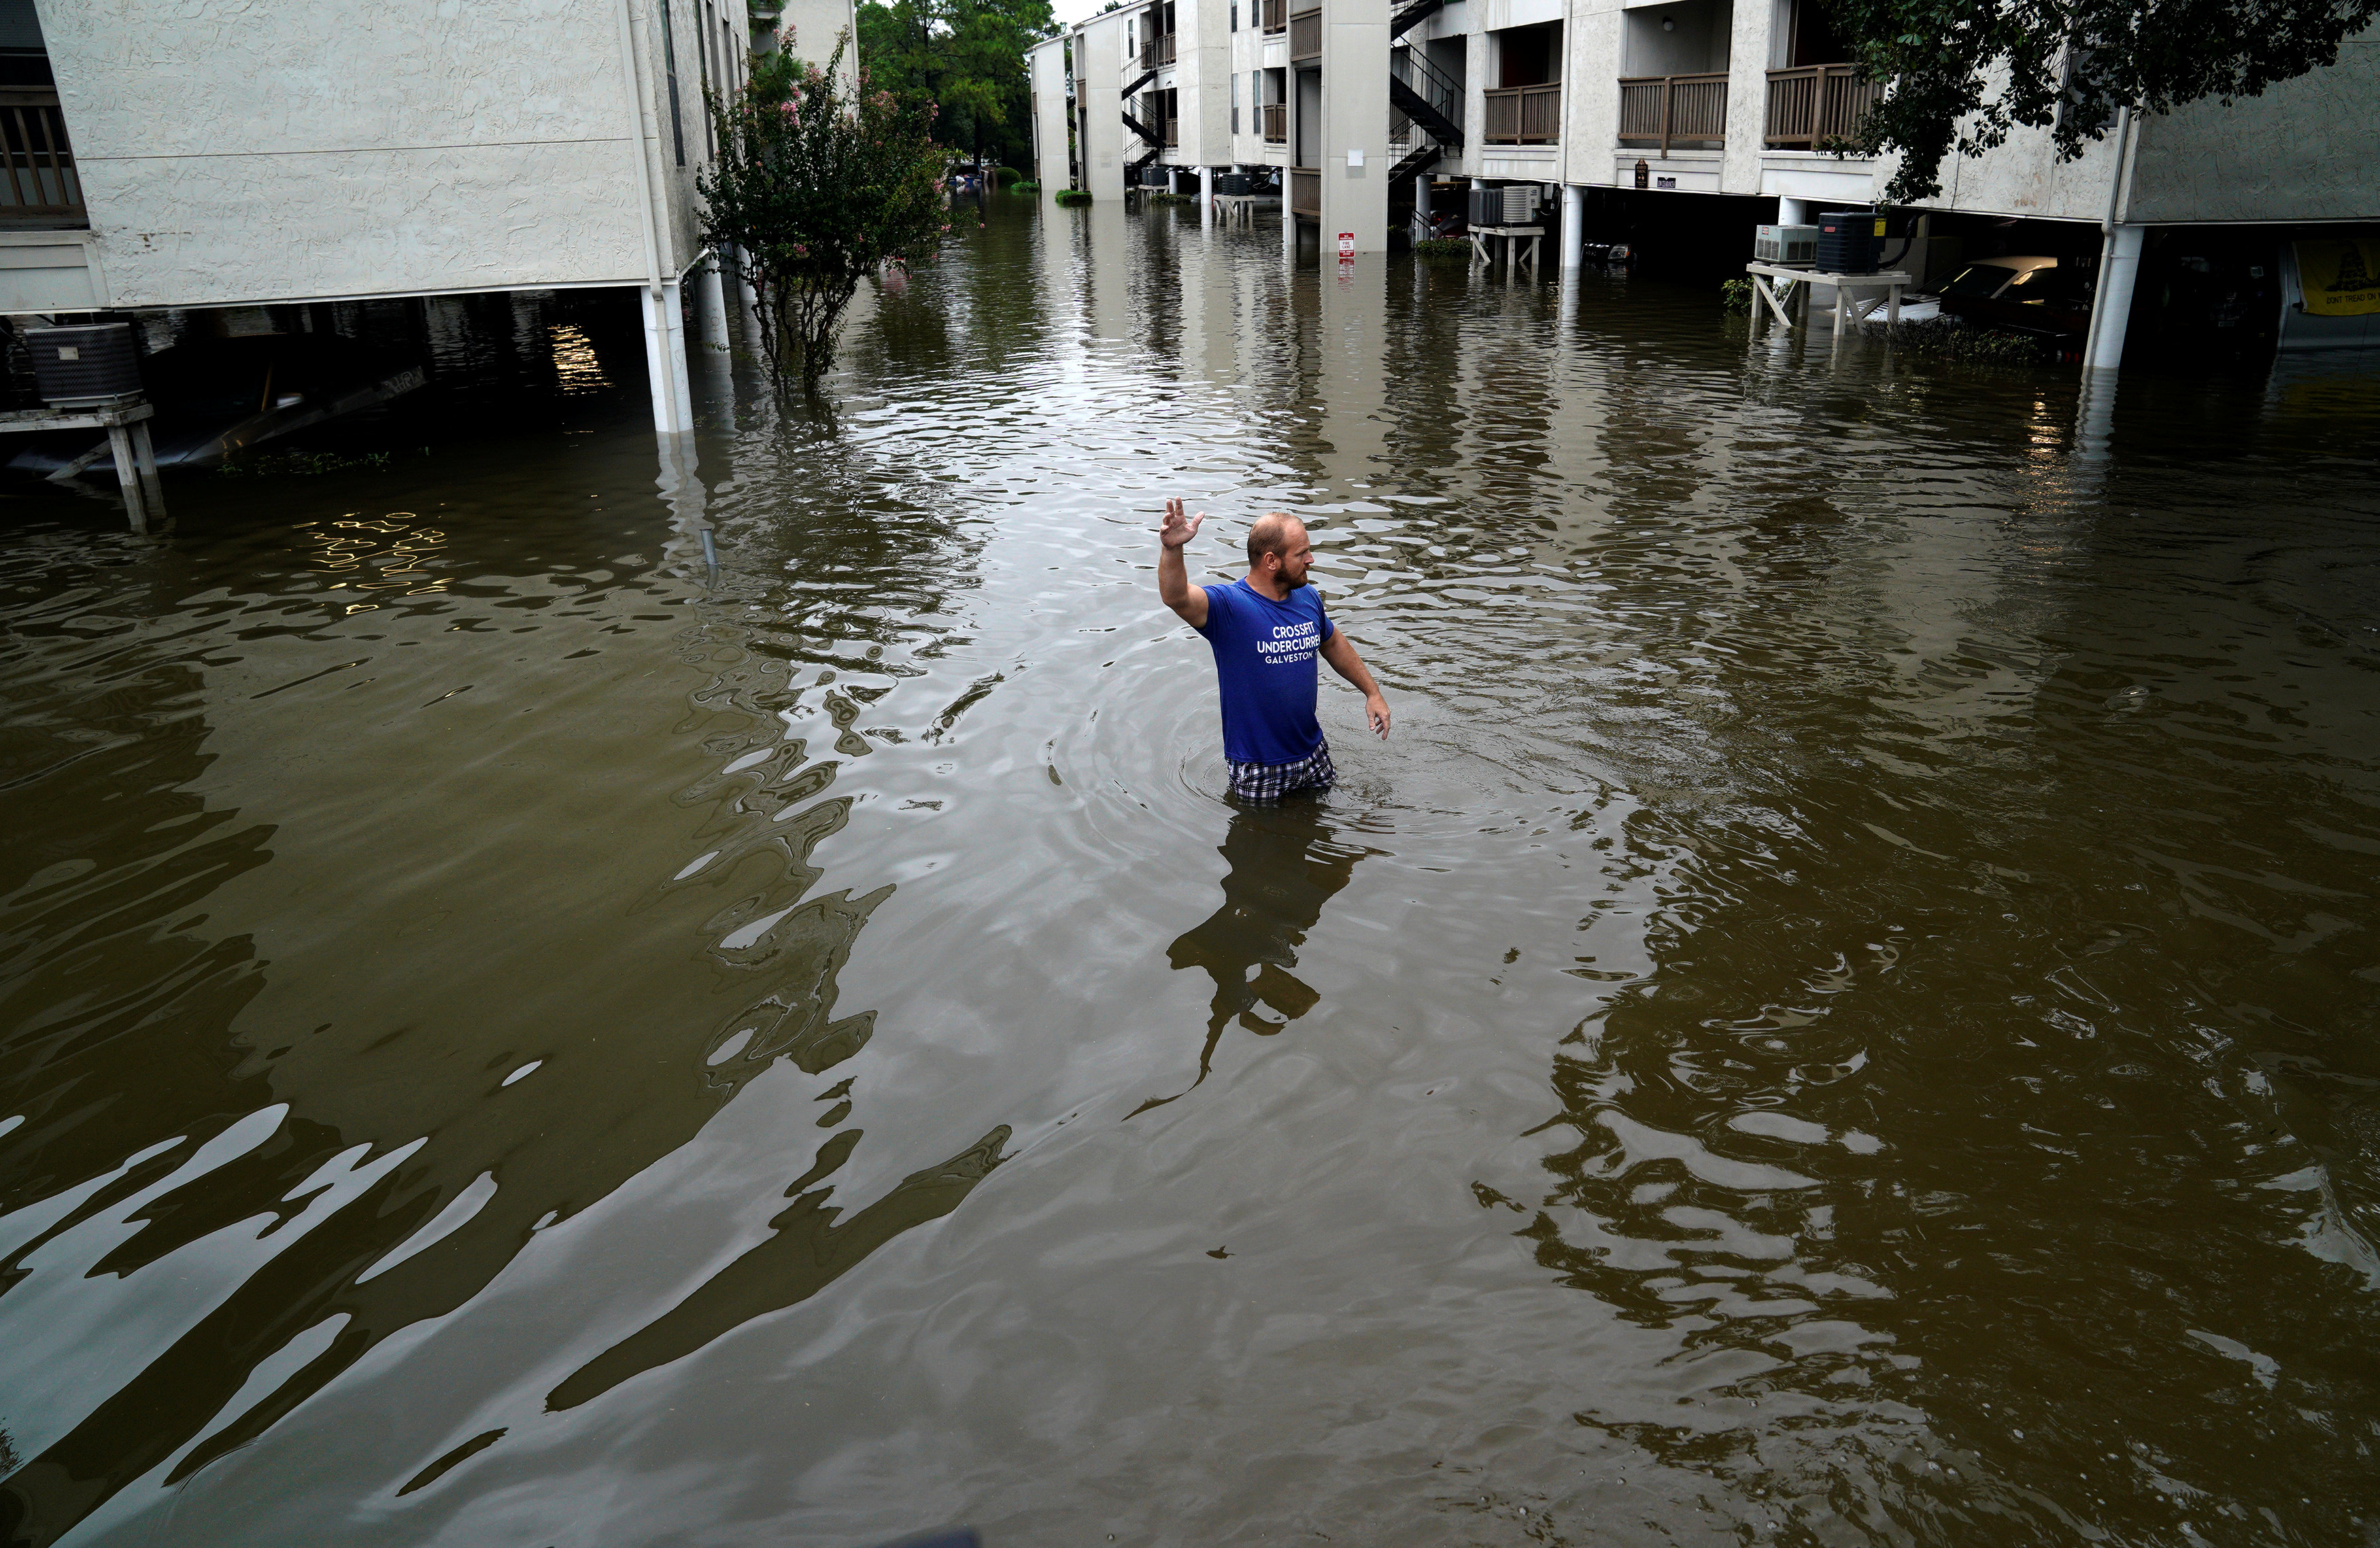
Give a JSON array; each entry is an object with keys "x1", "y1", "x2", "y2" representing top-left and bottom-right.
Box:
[
  {"x1": 1745, "y1": 262, "x2": 1915, "y2": 336},
  {"x1": 1212, "y1": 193, "x2": 1280, "y2": 227},
  {"x1": 1, "y1": 398, "x2": 165, "y2": 532},
  {"x1": 1472, "y1": 224, "x2": 1546, "y2": 279}
]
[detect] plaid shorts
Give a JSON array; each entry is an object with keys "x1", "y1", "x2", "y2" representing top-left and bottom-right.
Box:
[{"x1": 1227, "y1": 738, "x2": 1336, "y2": 804}]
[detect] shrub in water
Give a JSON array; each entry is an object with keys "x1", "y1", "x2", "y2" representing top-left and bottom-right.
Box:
[
  {"x1": 1413, "y1": 236, "x2": 1472, "y2": 262},
  {"x1": 1720, "y1": 277, "x2": 1754, "y2": 314},
  {"x1": 1054, "y1": 188, "x2": 1093, "y2": 206},
  {"x1": 1012, "y1": 179, "x2": 1041, "y2": 192}
]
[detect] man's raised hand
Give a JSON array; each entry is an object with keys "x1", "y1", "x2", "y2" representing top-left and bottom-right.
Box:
[{"x1": 1159, "y1": 496, "x2": 1206, "y2": 551}]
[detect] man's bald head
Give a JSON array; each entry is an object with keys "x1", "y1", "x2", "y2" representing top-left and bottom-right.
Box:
[{"x1": 1246, "y1": 513, "x2": 1307, "y2": 568}]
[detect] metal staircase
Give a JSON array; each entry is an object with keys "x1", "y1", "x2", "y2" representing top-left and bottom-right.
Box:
[
  {"x1": 1390, "y1": 0, "x2": 1446, "y2": 39},
  {"x1": 1389, "y1": 45, "x2": 1464, "y2": 149}
]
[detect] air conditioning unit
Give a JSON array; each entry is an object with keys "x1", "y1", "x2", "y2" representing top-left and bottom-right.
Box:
[
  {"x1": 1214, "y1": 172, "x2": 1253, "y2": 196},
  {"x1": 1816, "y1": 209, "x2": 1883, "y2": 274},
  {"x1": 1467, "y1": 184, "x2": 1540, "y2": 229},
  {"x1": 1754, "y1": 224, "x2": 1817, "y2": 266}
]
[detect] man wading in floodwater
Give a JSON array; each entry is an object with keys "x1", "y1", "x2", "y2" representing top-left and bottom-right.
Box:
[{"x1": 1157, "y1": 498, "x2": 1391, "y2": 802}]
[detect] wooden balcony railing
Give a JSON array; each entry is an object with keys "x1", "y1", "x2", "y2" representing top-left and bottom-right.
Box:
[
  {"x1": 0, "y1": 90, "x2": 84, "y2": 222},
  {"x1": 1289, "y1": 6, "x2": 1321, "y2": 59},
  {"x1": 1290, "y1": 166, "x2": 1320, "y2": 218},
  {"x1": 1164, "y1": 115, "x2": 1179, "y2": 147},
  {"x1": 1139, "y1": 33, "x2": 1176, "y2": 68},
  {"x1": 1617, "y1": 72, "x2": 1727, "y2": 154},
  {"x1": 1764, "y1": 64, "x2": 1882, "y2": 149},
  {"x1": 1482, "y1": 82, "x2": 1560, "y2": 144},
  {"x1": 1261, "y1": 102, "x2": 1287, "y2": 141},
  {"x1": 1262, "y1": 0, "x2": 1287, "y2": 31}
]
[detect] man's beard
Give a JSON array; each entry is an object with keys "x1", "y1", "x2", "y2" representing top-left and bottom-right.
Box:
[{"x1": 1281, "y1": 568, "x2": 1309, "y2": 589}]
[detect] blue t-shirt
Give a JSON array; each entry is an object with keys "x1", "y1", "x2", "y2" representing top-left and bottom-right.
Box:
[{"x1": 1194, "y1": 577, "x2": 1336, "y2": 766}]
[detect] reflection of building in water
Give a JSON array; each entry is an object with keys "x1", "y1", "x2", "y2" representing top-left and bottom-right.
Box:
[{"x1": 1134, "y1": 802, "x2": 1370, "y2": 1116}]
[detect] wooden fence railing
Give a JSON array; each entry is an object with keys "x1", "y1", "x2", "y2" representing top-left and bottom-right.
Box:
[
  {"x1": 1616, "y1": 73, "x2": 1727, "y2": 154},
  {"x1": 1764, "y1": 65, "x2": 1882, "y2": 148},
  {"x1": 1290, "y1": 167, "x2": 1320, "y2": 218},
  {"x1": 1262, "y1": 0, "x2": 1287, "y2": 31},
  {"x1": 1289, "y1": 7, "x2": 1321, "y2": 58},
  {"x1": 1261, "y1": 102, "x2": 1287, "y2": 141},
  {"x1": 1482, "y1": 82, "x2": 1560, "y2": 144},
  {"x1": 0, "y1": 90, "x2": 82, "y2": 221}
]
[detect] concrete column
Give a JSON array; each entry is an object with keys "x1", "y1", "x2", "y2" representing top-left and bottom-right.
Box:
[
  {"x1": 1776, "y1": 196, "x2": 1807, "y2": 227},
  {"x1": 1320, "y1": 0, "x2": 1390, "y2": 256},
  {"x1": 1561, "y1": 183, "x2": 1584, "y2": 269},
  {"x1": 1414, "y1": 171, "x2": 1433, "y2": 239},
  {"x1": 694, "y1": 257, "x2": 730, "y2": 351},
  {"x1": 2082, "y1": 222, "x2": 2145, "y2": 374},
  {"x1": 1202, "y1": 164, "x2": 1215, "y2": 225},
  {"x1": 642, "y1": 281, "x2": 695, "y2": 436}
]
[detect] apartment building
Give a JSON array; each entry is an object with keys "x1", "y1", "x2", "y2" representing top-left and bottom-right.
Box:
[
  {"x1": 1053, "y1": 0, "x2": 2376, "y2": 361},
  {"x1": 1, "y1": 0, "x2": 855, "y2": 438}
]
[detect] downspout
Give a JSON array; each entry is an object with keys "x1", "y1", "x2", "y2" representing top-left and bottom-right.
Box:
[
  {"x1": 615, "y1": 0, "x2": 669, "y2": 299},
  {"x1": 2080, "y1": 103, "x2": 2136, "y2": 365}
]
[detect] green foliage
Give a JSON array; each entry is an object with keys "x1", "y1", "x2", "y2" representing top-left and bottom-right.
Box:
[
  {"x1": 700, "y1": 37, "x2": 950, "y2": 394},
  {"x1": 219, "y1": 447, "x2": 429, "y2": 477},
  {"x1": 1832, "y1": 0, "x2": 2379, "y2": 203},
  {"x1": 991, "y1": 165, "x2": 1023, "y2": 185},
  {"x1": 1010, "y1": 178, "x2": 1041, "y2": 192},
  {"x1": 856, "y1": 0, "x2": 1057, "y2": 172},
  {"x1": 1053, "y1": 188, "x2": 1093, "y2": 206},
  {"x1": 1720, "y1": 277, "x2": 1754, "y2": 314},
  {"x1": 1886, "y1": 317, "x2": 2056, "y2": 363},
  {"x1": 1412, "y1": 236, "x2": 1472, "y2": 262}
]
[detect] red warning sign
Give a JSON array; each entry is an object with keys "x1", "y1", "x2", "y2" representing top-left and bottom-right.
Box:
[{"x1": 1338, "y1": 232, "x2": 1355, "y2": 260}]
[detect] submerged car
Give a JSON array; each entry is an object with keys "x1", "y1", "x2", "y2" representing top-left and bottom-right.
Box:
[{"x1": 1938, "y1": 256, "x2": 2096, "y2": 337}]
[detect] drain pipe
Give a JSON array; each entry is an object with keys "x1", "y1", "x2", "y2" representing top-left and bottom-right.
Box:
[
  {"x1": 615, "y1": 0, "x2": 667, "y2": 303},
  {"x1": 2080, "y1": 105, "x2": 2141, "y2": 373},
  {"x1": 615, "y1": 0, "x2": 694, "y2": 434}
]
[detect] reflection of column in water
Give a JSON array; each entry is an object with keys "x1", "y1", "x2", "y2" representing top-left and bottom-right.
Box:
[
  {"x1": 1130, "y1": 804, "x2": 1369, "y2": 1116},
  {"x1": 655, "y1": 432, "x2": 711, "y2": 583},
  {"x1": 2075, "y1": 370, "x2": 2118, "y2": 463}
]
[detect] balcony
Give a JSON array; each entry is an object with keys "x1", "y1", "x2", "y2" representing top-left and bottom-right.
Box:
[
  {"x1": 1262, "y1": 102, "x2": 1287, "y2": 142},
  {"x1": 1165, "y1": 115, "x2": 1179, "y2": 147},
  {"x1": 1482, "y1": 82, "x2": 1559, "y2": 145},
  {"x1": 1764, "y1": 64, "x2": 1882, "y2": 149},
  {"x1": 1618, "y1": 73, "x2": 1727, "y2": 154},
  {"x1": 0, "y1": 90, "x2": 84, "y2": 224},
  {"x1": 1140, "y1": 33, "x2": 1176, "y2": 69},
  {"x1": 1289, "y1": 6, "x2": 1320, "y2": 61},
  {"x1": 1290, "y1": 167, "x2": 1320, "y2": 219},
  {"x1": 1261, "y1": 0, "x2": 1286, "y2": 33}
]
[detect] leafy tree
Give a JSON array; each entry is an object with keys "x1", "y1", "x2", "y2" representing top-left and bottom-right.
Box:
[
  {"x1": 855, "y1": 0, "x2": 1058, "y2": 172},
  {"x1": 700, "y1": 37, "x2": 951, "y2": 395},
  {"x1": 1833, "y1": 0, "x2": 2380, "y2": 202}
]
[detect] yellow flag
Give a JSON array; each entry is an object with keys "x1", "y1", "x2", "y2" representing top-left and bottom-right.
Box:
[{"x1": 2297, "y1": 239, "x2": 2380, "y2": 316}]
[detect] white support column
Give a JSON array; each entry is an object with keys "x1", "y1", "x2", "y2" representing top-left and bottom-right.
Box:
[
  {"x1": 695, "y1": 257, "x2": 730, "y2": 353},
  {"x1": 1561, "y1": 183, "x2": 1584, "y2": 269},
  {"x1": 642, "y1": 281, "x2": 695, "y2": 436},
  {"x1": 1201, "y1": 165, "x2": 1215, "y2": 226},
  {"x1": 1414, "y1": 171, "x2": 1431, "y2": 238},
  {"x1": 1777, "y1": 196, "x2": 1807, "y2": 227},
  {"x1": 2082, "y1": 223, "x2": 2145, "y2": 374}
]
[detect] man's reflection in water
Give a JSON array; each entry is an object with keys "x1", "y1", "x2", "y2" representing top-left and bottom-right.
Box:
[{"x1": 1133, "y1": 799, "x2": 1369, "y2": 1117}]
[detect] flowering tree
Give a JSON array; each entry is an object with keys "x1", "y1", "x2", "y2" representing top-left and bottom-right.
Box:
[{"x1": 700, "y1": 36, "x2": 949, "y2": 395}]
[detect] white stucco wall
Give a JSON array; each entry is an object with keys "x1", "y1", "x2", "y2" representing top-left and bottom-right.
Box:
[
  {"x1": 2124, "y1": 29, "x2": 2380, "y2": 223},
  {"x1": 38, "y1": 0, "x2": 709, "y2": 311},
  {"x1": 1027, "y1": 39, "x2": 1072, "y2": 186},
  {"x1": 1076, "y1": 14, "x2": 1129, "y2": 200}
]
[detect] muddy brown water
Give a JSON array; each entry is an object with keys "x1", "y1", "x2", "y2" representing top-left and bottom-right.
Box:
[{"x1": 3, "y1": 196, "x2": 2378, "y2": 1548}]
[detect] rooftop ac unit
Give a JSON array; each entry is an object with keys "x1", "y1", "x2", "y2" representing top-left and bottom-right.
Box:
[{"x1": 1754, "y1": 224, "x2": 1817, "y2": 266}]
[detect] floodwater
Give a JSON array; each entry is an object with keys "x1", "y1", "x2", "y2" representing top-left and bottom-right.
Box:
[{"x1": 3, "y1": 194, "x2": 2378, "y2": 1548}]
